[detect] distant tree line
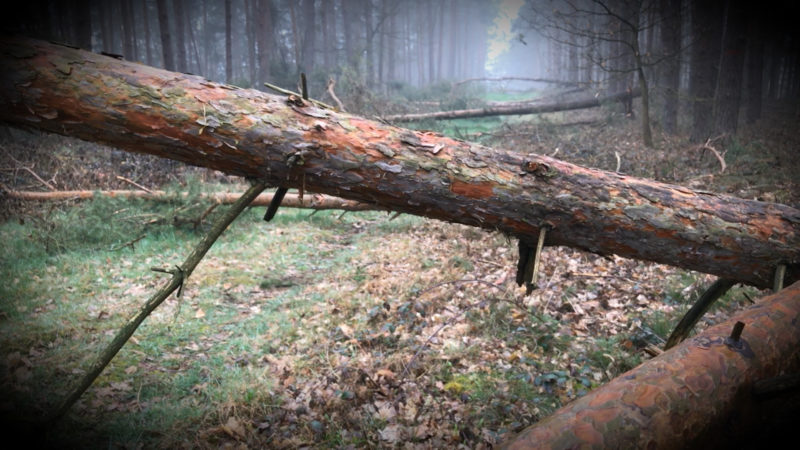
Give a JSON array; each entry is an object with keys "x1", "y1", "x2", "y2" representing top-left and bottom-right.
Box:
[
  {"x1": 4, "y1": 0, "x2": 798, "y2": 147},
  {"x1": 7, "y1": 0, "x2": 491, "y2": 97},
  {"x1": 519, "y1": 0, "x2": 800, "y2": 144}
]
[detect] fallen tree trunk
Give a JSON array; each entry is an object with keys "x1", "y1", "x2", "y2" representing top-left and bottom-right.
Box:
[
  {"x1": 2, "y1": 188, "x2": 381, "y2": 211},
  {"x1": 384, "y1": 89, "x2": 641, "y2": 122},
  {"x1": 501, "y1": 280, "x2": 800, "y2": 449},
  {"x1": 0, "y1": 37, "x2": 798, "y2": 288}
]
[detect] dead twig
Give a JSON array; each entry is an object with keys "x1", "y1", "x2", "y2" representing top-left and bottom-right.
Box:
[
  {"x1": 326, "y1": 77, "x2": 345, "y2": 112},
  {"x1": 116, "y1": 175, "x2": 155, "y2": 194},
  {"x1": 698, "y1": 136, "x2": 727, "y2": 174}
]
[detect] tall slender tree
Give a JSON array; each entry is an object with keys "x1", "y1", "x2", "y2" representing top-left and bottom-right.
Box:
[
  {"x1": 658, "y1": 0, "x2": 681, "y2": 134},
  {"x1": 256, "y1": 0, "x2": 274, "y2": 86},
  {"x1": 156, "y1": 0, "x2": 175, "y2": 71},
  {"x1": 71, "y1": 0, "x2": 92, "y2": 51},
  {"x1": 712, "y1": 0, "x2": 747, "y2": 135},
  {"x1": 744, "y1": 14, "x2": 764, "y2": 123},
  {"x1": 225, "y1": 0, "x2": 233, "y2": 82},
  {"x1": 173, "y1": 0, "x2": 188, "y2": 73},
  {"x1": 141, "y1": 0, "x2": 153, "y2": 66},
  {"x1": 121, "y1": 0, "x2": 137, "y2": 61},
  {"x1": 689, "y1": 0, "x2": 724, "y2": 142},
  {"x1": 301, "y1": 0, "x2": 316, "y2": 76}
]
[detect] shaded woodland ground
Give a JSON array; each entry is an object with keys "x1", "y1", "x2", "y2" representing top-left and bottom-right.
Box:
[{"x1": 1, "y1": 83, "x2": 798, "y2": 447}]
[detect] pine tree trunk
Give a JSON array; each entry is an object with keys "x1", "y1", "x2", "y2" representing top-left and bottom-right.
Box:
[
  {"x1": 658, "y1": 0, "x2": 681, "y2": 134},
  {"x1": 71, "y1": 0, "x2": 93, "y2": 51},
  {"x1": 689, "y1": 0, "x2": 723, "y2": 142},
  {"x1": 1, "y1": 36, "x2": 798, "y2": 289},
  {"x1": 121, "y1": 0, "x2": 136, "y2": 61},
  {"x1": 224, "y1": 0, "x2": 232, "y2": 83},
  {"x1": 172, "y1": 0, "x2": 188, "y2": 73},
  {"x1": 155, "y1": 0, "x2": 174, "y2": 71},
  {"x1": 141, "y1": 0, "x2": 153, "y2": 66},
  {"x1": 245, "y1": 0, "x2": 257, "y2": 86},
  {"x1": 256, "y1": 0, "x2": 273, "y2": 86},
  {"x1": 713, "y1": 0, "x2": 747, "y2": 135}
]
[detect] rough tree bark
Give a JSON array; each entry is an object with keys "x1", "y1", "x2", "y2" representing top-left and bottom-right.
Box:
[
  {"x1": 501, "y1": 280, "x2": 800, "y2": 449},
  {"x1": 0, "y1": 37, "x2": 798, "y2": 289},
  {"x1": 385, "y1": 89, "x2": 642, "y2": 122}
]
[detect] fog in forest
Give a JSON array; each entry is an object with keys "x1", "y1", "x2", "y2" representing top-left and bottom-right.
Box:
[{"x1": 5, "y1": 0, "x2": 799, "y2": 145}]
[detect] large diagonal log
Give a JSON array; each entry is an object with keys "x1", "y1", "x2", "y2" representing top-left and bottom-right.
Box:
[
  {"x1": 501, "y1": 280, "x2": 800, "y2": 449},
  {"x1": 0, "y1": 36, "x2": 798, "y2": 288}
]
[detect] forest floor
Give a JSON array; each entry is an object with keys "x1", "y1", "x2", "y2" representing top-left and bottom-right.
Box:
[{"x1": 0, "y1": 91, "x2": 797, "y2": 449}]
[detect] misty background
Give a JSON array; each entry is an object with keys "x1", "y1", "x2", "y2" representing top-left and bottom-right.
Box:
[{"x1": 2, "y1": 0, "x2": 800, "y2": 146}]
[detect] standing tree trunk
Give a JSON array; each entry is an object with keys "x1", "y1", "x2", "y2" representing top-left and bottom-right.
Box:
[
  {"x1": 377, "y1": 0, "x2": 385, "y2": 85},
  {"x1": 436, "y1": 0, "x2": 444, "y2": 81},
  {"x1": 1, "y1": 37, "x2": 797, "y2": 289},
  {"x1": 141, "y1": 0, "x2": 153, "y2": 66},
  {"x1": 245, "y1": 0, "x2": 257, "y2": 86},
  {"x1": 427, "y1": 0, "x2": 435, "y2": 84},
  {"x1": 568, "y1": 31, "x2": 579, "y2": 83},
  {"x1": 689, "y1": 0, "x2": 723, "y2": 142},
  {"x1": 225, "y1": 0, "x2": 233, "y2": 83},
  {"x1": 301, "y1": 0, "x2": 316, "y2": 76},
  {"x1": 447, "y1": 0, "x2": 457, "y2": 80},
  {"x1": 156, "y1": 0, "x2": 174, "y2": 71},
  {"x1": 321, "y1": 0, "x2": 331, "y2": 71},
  {"x1": 365, "y1": 0, "x2": 374, "y2": 87},
  {"x1": 98, "y1": 1, "x2": 113, "y2": 53},
  {"x1": 185, "y1": 6, "x2": 203, "y2": 76},
  {"x1": 120, "y1": 0, "x2": 137, "y2": 61},
  {"x1": 713, "y1": 0, "x2": 747, "y2": 135},
  {"x1": 172, "y1": 0, "x2": 188, "y2": 73},
  {"x1": 658, "y1": 0, "x2": 681, "y2": 134},
  {"x1": 256, "y1": 0, "x2": 274, "y2": 87},
  {"x1": 387, "y1": 7, "x2": 395, "y2": 84},
  {"x1": 343, "y1": 0, "x2": 356, "y2": 70},
  {"x1": 71, "y1": 0, "x2": 92, "y2": 51}
]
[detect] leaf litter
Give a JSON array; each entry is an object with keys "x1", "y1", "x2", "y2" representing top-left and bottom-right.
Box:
[{"x1": 0, "y1": 110, "x2": 792, "y2": 447}]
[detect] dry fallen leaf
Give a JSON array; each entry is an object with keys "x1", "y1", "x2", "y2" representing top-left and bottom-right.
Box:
[
  {"x1": 222, "y1": 416, "x2": 247, "y2": 440},
  {"x1": 379, "y1": 424, "x2": 403, "y2": 443}
]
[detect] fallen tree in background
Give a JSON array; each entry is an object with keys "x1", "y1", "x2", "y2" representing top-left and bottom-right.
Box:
[
  {"x1": 2, "y1": 188, "x2": 381, "y2": 211},
  {"x1": 0, "y1": 36, "x2": 797, "y2": 289},
  {"x1": 501, "y1": 280, "x2": 800, "y2": 449},
  {"x1": 384, "y1": 88, "x2": 641, "y2": 122}
]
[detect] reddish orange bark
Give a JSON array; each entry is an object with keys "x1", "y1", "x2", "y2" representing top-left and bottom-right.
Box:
[
  {"x1": 0, "y1": 36, "x2": 798, "y2": 288},
  {"x1": 501, "y1": 281, "x2": 800, "y2": 449}
]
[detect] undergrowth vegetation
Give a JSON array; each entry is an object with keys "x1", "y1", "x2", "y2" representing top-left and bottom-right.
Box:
[{"x1": 0, "y1": 84, "x2": 792, "y2": 448}]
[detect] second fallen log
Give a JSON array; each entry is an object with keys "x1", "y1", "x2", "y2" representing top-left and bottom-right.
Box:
[
  {"x1": 383, "y1": 89, "x2": 641, "y2": 122},
  {"x1": 2, "y1": 189, "x2": 383, "y2": 211}
]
